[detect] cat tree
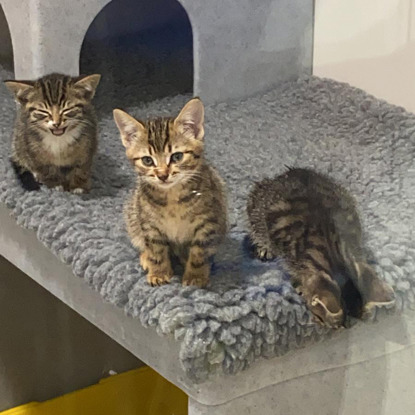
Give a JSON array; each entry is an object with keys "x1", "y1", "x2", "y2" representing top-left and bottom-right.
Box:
[{"x1": 1, "y1": 1, "x2": 415, "y2": 415}]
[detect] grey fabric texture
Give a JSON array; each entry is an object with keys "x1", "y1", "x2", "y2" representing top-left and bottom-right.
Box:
[{"x1": 0, "y1": 66, "x2": 414, "y2": 382}]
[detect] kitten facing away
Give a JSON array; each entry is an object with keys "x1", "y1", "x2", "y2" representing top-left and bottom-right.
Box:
[
  {"x1": 4, "y1": 73, "x2": 101, "y2": 193},
  {"x1": 114, "y1": 98, "x2": 227, "y2": 287},
  {"x1": 247, "y1": 168, "x2": 395, "y2": 328}
]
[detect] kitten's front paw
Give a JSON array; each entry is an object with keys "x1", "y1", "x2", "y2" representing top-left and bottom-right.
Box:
[
  {"x1": 256, "y1": 247, "x2": 275, "y2": 261},
  {"x1": 53, "y1": 185, "x2": 64, "y2": 192},
  {"x1": 182, "y1": 270, "x2": 210, "y2": 288},
  {"x1": 147, "y1": 273, "x2": 172, "y2": 286},
  {"x1": 71, "y1": 187, "x2": 87, "y2": 194},
  {"x1": 140, "y1": 252, "x2": 150, "y2": 272}
]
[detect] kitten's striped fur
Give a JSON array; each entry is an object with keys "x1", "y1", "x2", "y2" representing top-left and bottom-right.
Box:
[
  {"x1": 114, "y1": 98, "x2": 227, "y2": 287},
  {"x1": 5, "y1": 73, "x2": 101, "y2": 192},
  {"x1": 247, "y1": 168, "x2": 395, "y2": 327}
]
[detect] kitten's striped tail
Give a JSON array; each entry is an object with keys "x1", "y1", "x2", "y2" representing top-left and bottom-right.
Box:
[{"x1": 10, "y1": 159, "x2": 40, "y2": 191}]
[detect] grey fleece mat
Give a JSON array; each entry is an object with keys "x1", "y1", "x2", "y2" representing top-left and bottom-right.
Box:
[{"x1": 1, "y1": 67, "x2": 414, "y2": 382}]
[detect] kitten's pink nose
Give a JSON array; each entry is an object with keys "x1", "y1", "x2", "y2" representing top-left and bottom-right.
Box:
[{"x1": 157, "y1": 174, "x2": 169, "y2": 182}]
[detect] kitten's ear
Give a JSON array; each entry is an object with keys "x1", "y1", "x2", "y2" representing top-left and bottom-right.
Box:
[
  {"x1": 113, "y1": 109, "x2": 146, "y2": 148},
  {"x1": 174, "y1": 97, "x2": 204, "y2": 140},
  {"x1": 4, "y1": 80, "x2": 35, "y2": 103},
  {"x1": 74, "y1": 74, "x2": 101, "y2": 100}
]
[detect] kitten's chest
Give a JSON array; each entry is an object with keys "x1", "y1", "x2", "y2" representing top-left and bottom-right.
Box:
[
  {"x1": 41, "y1": 131, "x2": 78, "y2": 165},
  {"x1": 158, "y1": 193, "x2": 197, "y2": 244},
  {"x1": 160, "y1": 206, "x2": 193, "y2": 244}
]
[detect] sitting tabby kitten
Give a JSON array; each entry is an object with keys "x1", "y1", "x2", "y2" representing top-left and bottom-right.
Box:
[
  {"x1": 5, "y1": 73, "x2": 101, "y2": 193},
  {"x1": 114, "y1": 98, "x2": 227, "y2": 287},
  {"x1": 247, "y1": 168, "x2": 395, "y2": 328}
]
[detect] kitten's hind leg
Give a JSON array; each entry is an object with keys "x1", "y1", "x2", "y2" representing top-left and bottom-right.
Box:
[
  {"x1": 10, "y1": 159, "x2": 41, "y2": 191},
  {"x1": 293, "y1": 270, "x2": 344, "y2": 329},
  {"x1": 355, "y1": 262, "x2": 396, "y2": 317}
]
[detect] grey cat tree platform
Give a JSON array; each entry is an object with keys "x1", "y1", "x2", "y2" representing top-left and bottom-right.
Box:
[{"x1": 2, "y1": 70, "x2": 415, "y2": 412}]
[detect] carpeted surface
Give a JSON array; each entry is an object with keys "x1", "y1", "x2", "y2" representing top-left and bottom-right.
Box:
[{"x1": 0, "y1": 64, "x2": 414, "y2": 382}]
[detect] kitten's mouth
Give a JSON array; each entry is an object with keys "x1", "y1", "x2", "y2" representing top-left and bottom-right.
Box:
[
  {"x1": 155, "y1": 180, "x2": 176, "y2": 189},
  {"x1": 50, "y1": 127, "x2": 66, "y2": 136}
]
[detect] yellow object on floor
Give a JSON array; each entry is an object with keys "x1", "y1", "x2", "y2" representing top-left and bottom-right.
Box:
[{"x1": 1, "y1": 366, "x2": 188, "y2": 415}]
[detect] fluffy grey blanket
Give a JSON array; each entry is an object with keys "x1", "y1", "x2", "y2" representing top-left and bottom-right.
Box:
[{"x1": 0, "y1": 67, "x2": 414, "y2": 382}]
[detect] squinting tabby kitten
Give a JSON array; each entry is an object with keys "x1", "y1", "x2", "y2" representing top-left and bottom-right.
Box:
[
  {"x1": 5, "y1": 73, "x2": 101, "y2": 193},
  {"x1": 247, "y1": 168, "x2": 395, "y2": 328},
  {"x1": 114, "y1": 98, "x2": 227, "y2": 287}
]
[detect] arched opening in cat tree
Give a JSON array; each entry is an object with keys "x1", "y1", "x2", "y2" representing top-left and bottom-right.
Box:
[
  {"x1": 80, "y1": 0, "x2": 193, "y2": 112},
  {"x1": 0, "y1": 4, "x2": 14, "y2": 74}
]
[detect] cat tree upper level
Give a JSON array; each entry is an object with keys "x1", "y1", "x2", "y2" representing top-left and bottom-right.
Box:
[{"x1": 0, "y1": 0, "x2": 312, "y2": 103}]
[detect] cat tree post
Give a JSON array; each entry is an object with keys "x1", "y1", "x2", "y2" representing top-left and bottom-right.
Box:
[{"x1": 182, "y1": 0, "x2": 313, "y2": 102}]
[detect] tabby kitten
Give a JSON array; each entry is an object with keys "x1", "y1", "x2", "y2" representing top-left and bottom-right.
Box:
[
  {"x1": 247, "y1": 168, "x2": 395, "y2": 328},
  {"x1": 5, "y1": 73, "x2": 101, "y2": 193},
  {"x1": 114, "y1": 98, "x2": 227, "y2": 287}
]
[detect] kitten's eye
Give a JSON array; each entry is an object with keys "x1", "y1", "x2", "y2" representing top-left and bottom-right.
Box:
[
  {"x1": 63, "y1": 108, "x2": 80, "y2": 117},
  {"x1": 170, "y1": 152, "x2": 183, "y2": 163},
  {"x1": 31, "y1": 110, "x2": 49, "y2": 120},
  {"x1": 141, "y1": 156, "x2": 154, "y2": 167}
]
